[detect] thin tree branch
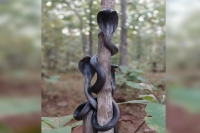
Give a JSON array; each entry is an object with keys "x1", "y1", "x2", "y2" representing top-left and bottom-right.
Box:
[{"x1": 134, "y1": 121, "x2": 145, "y2": 133}]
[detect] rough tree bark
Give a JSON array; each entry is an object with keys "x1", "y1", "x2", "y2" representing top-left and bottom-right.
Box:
[
  {"x1": 83, "y1": 110, "x2": 94, "y2": 133},
  {"x1": 119, "y1": 0, "x2": 127, "y2": 66},
  {"x1": 77, "y1": 12, "x2": 87, "y2": 56},
  {"x1": 88, "y1": 0, "x2": 93, "y2": 56},
  {"x1": 97, "y1": 1, "x2": 116, "y2": 133}
]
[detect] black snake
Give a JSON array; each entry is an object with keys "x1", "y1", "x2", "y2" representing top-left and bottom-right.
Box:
[{"x1": 73, "y1": 10, "x2": 120, "y2": 133}]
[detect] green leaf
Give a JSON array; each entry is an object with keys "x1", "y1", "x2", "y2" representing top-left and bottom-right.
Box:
[
  {"x1": 42, "y1": 115, "x2": 74, "y2": 128},
  {"x1": 145, "y1": 103, "x2": 166, "y2": 133},
  {"x1": 119, "y1": 66, "x2": 129, "y2": 74},
  {"x1": 118, "y1": 100, "x2": 149, "y2": 105},
  {"x1": 134, "y1": 69, "x2": 144, "y2": 74},
  {"x1": 48, "y1": 75, "x2": 60, "y2": 83},
  {"x1": 152, "y1": 85, "x2": 158, "y2": 91},
  {"x1": 139, "y1": 94, "x2": 159, "y2": 103},
  {"x1": 60, "y1": 115, "x2": 74, "y2": 127},
  {"x1": 116, "y1": 74, "x2": 127, "y2": 85},
  {"x1": 42, "y1": 126, "x2": 71, "y2": 133},
  {"x1": 118, "y1": 77, "x2": 127, "y2": 85},
  {"x1": 129, "y1": 72, "x2": 137, "y2": 77},
  {"x1": 128, "y1": 73, "x2": 137, "y2": 80},
  {"x1": 125, "y1": 81, "x2": 145, "y2": 89},
  {"x1": 70, "y1": 121, "x2": 83, "y2": 128},
  {"x1": 115, "y1": 73, "x2": 124, "y2": 78},
  {"x1": 41, "y1": 116, "x2": 83, "y2": 133},
  {"x1": 42, "y1": 118, "x2": 58, "y2": 129},
  {"x1": 42, "y1": 121, "x2": 53, "y2": 130},
  {"x1": 137, "y1": 76, "x2": 148, "y2": 83},
  {"x1": 126, "y1": 81, "x2": 157, "y2": 91}
]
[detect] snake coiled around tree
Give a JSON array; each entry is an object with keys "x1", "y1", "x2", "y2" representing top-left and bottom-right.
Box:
[{"x1": 73, "y1": 10, "x2": 120, "y2": 133}]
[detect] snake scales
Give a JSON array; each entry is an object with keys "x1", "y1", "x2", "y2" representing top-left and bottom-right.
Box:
[{"x1": 73, "y1": 10, "x2": 120, "y2": 133}]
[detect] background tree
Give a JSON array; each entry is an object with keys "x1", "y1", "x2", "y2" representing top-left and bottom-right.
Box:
[
  {"x1": 88, "y1": 0, "x2": 93, "y2": 56},
  {"x1": 119, "y1": 0, "x2": 127, "y2": 66}
]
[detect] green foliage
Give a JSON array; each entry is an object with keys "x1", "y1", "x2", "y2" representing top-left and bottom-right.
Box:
[
  {"x1": 118, "y1": 100, "x2": 149, "y2": 105},
  {"x1": 47, "y1": 75, "x2": 61, "y2": 83},
  {"x1": 118, "y1": 86, "x2": 166, "y2": 133},
  {"x1": 116, "y1": 66, "x2": 165, "y2": 132},
  {"x1": 42, "y1": 115, "x2": 73, "y2": 128},
  {"x1": 145, "y1": 103, "x2": 166, "y2": 133},
  {"x1": 125, "y1": 81, "x2": 157, "y2": 91},
  {"x1": 116, "y1": 66, "x2": 159, "y2": 92},
  {"x1": 116, "y1": 66, "x2": 148, "y2": 86},
  {"x1": 139, "y1": 94, "x2": 159, "y2": 103},
  {"x1": 42, "y1": 115, "x2": 82, "y2": 133},
  {"x1": 126, "y1": 81, "x2": 146, "y2": 89}
]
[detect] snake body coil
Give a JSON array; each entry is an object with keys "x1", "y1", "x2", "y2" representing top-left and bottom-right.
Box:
[{"x1": 73, "y1": 10, "x2": 120, "y2": 133}]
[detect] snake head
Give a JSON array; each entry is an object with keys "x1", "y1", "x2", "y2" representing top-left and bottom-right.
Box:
[
  {"x1": 97, "y1": 10, "x2": 118, "y2": 37},
  {"x1": 78, "y1": 56, "x2": 95, "y2": 80}
]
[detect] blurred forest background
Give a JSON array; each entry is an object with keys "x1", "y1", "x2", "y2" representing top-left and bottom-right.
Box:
[
  {"x1": 0, "y1": 0, "x2": 199, "y2": 133},
  {"x1": 0, "y1": 1, "x2": 40, "y2": 133},
  {"x1": 41, "y1": 0, "x2": 165, "y2": 72},
  {"x1": 42, "y1": 0, "x2": 165, "y2": 132}
]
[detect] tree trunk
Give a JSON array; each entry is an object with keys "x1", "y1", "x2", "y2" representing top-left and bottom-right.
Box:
[
  {"x1": 163, "y1": 45, "x2": 166, "y2": 72},
  {"x1": 119, "y1": 0, "x2": 127, "y2": 66},
  {"x1": 88, "y1": 0, "x2": 93, "y2": 56},
  {"x1": 97, "y1": 1, "x2": 116, "y2": 133},
  {"x1": 79, "y1": 15, "x2": 87, "y2": 56},
  {"x1": 81, "y1": 26, "x2": 88, "y2": 56},
  {"x1": 137, "y1": 32, "x2": 141, "y2": 60},
  {"x1": 83, "y1": 111, "x2": 94, "y2": 133}
]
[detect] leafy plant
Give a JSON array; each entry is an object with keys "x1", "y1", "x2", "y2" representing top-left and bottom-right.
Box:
[
  {"x1": 116, "y1": 66, "x2": 148, "y2": 86},
  {"x1": 47, "y1": 75, "x2": 61, "y2": 83},
  {"x1": 116, "y1": 66, "x2": 166, "y2": 133},
  {"x1": 145, "y1": 102, "x2": 166, "y2": 133},
  {"x1": 41, "y1": 115, "x2": 82, "y2": 133},
  {"x1": 119, "y1": 95, "x2": 166, "y2": 133}
]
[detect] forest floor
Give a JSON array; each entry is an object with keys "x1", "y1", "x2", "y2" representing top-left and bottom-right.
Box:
[{"x1": 42, "y1": 71, "x2": 165, "y2": 133}]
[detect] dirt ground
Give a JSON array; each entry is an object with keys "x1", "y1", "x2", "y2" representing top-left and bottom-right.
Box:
[{"x1": 42, "y1": 71, "x2": 165, "y2": 133}]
